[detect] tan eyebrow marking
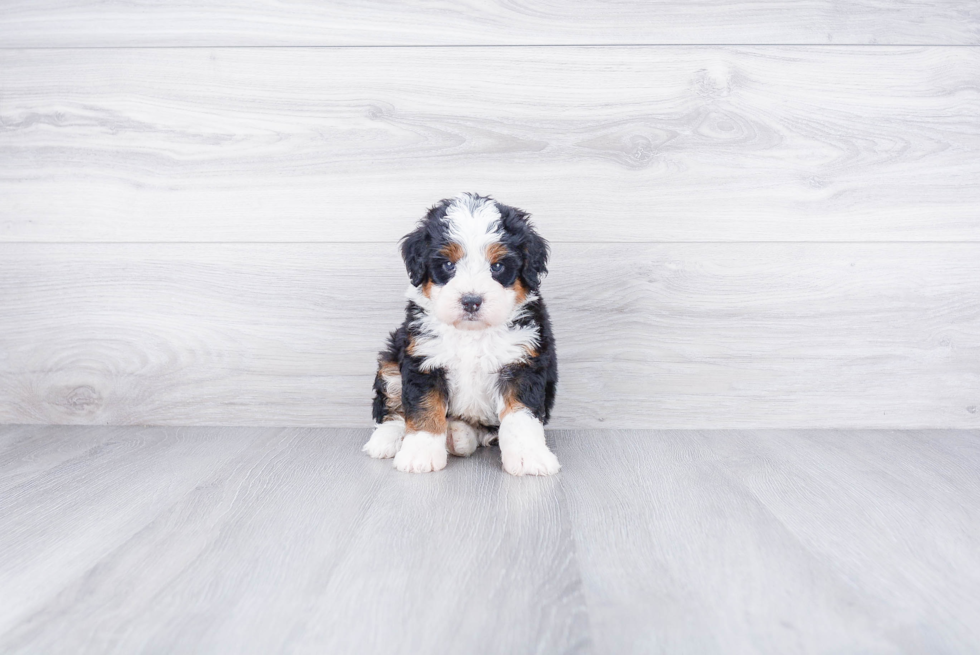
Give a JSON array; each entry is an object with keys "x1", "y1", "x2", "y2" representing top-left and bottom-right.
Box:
[
  {"x1": 440, "y1": 241, "x2": 465, "y2": 263},
  {"x1": 485, "y1": 242, "x2": 509, "y2": 264}
]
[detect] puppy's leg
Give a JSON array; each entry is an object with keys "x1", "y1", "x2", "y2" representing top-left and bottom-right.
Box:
[
  {"x1": 446, "y1": 420, "x2": 479, "y2": 457},
  {"x1": 394, "y1": 389, "x2": 448, "y2": 473},
  {"x1": 498, "y1": 408, "x2": 560, "y2": 477},
  {"x1": 364, "y1": 360, "x2": 405, "y2": 459},
  {"x1": 363, "y1": 417, "x2": 405, "y2": 459}
]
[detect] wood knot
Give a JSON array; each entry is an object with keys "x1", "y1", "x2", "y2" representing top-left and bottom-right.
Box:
[
  {"x1": 63, "y1": 385, "x2": 102, "y2": 413},
  {"x1": 627, "y1": 135, "x2": 654, "y2": 164}
]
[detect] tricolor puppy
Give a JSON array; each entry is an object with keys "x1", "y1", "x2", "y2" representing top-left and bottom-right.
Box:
[{"x1": 363, "y1": 193, "x2": 560, "y2": 476}]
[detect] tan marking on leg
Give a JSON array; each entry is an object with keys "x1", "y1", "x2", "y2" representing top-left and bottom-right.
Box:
[
  {"x1": 440, "y1": 241, "x2": 465, "y2": 263},
  {"x1": 500, "y1": 386, "x2": 527, "y2": 419},
  {"x1": 522, "y1": 345, "x2": 538, "y2": 359},
  {"x1": 485, "y1": 242, "x2": 509, "y2": 264},
  {"x1": 379, "y1": 361, "x2": 403, "y2": 419},
  {"x1": 407, "y1": 390, "x2": 448, "y2": 434}
]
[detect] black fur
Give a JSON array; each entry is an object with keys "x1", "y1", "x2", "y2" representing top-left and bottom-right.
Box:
[
  {"x1": 371, "y1": 368, "x2": 389, "y2": 424},
  {"x1": 498, "y1": 298, "x2": 558, "y2": 422},
  {"x1": 399, "y1": 199, "x2": 454, "y2": 287},
  {"x1": 373, "y1": 302, "x2": 453, "y2": 427},
  {"x1": 374, "y1": 194, "x2": 558, "y2": 429},
  {"x1": 496, "y1": 202, "x2": 550, "y2": 292}
]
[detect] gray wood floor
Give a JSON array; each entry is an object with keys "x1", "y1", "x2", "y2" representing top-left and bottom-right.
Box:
[{"x1": 2, "y1": 426, "x2": 978, "y2": 654}]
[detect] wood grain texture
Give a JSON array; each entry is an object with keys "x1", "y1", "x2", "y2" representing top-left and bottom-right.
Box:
[
  {"x1": 0, "y1": 424, "x2": 122, "y2": 494},
  {"x1": 2, "y1": 47, "x2": 979, "y2": 242},
  {"x1": 554, "y1": 428, "x2": 980, "y2": 653},
  {"x1": 2, "y1": 243, "x2": 978, "y2": 429},
  {"x1": 0, "y1": 426, "x2": 276, "y2": 639},
  {"x1": 1, "y1": 1, "x2": 978, "y2": 46},
  {"x1": 2, "y1": 426, "x2": 979, "y2": 653},
  {"x1": 285, "y1": 439, "x2": 588, "y2": 654},
  {"x1": 0, "y1": 426, "x2": 587, "y2": 655}
]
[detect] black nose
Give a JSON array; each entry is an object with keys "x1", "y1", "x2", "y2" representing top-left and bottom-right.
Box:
[{"x1": 461, "y1": 294, "x2": 483, "y2": 313}]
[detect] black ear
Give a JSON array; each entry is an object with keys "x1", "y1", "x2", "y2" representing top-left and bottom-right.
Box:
[
  {"x1": 400, "y1": 225, "x2": 430, "y2": 287},
  {"x1": 520, "y1": 224, "x2": 549, "y2": 290},
  {"x1": 497, "y1": 203, "x2": 549, "y2": 290}
]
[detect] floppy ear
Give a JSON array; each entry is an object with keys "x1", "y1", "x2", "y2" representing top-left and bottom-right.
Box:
[
  {"x1": 400, "y1": 225, "x2": 430, "y2": 287},
  {"x1": 520, "y1": 224, "x2": 550, "y2": 290},
  {"x1": 497, "y1": 203, "x2": 549, "y2": 290}
]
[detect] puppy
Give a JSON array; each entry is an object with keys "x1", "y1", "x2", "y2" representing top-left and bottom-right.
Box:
[{"x1": 363, "y1": 193, "x2": 560, "y2": 475}]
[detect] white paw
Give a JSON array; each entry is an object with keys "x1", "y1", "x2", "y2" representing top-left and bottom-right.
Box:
[
  {"x1": 393, "y1": 431, "x2": 448, "y2": 473},
  {"x1": 447, "y1": 420, "x2": 478, "y2": 457},
  {"x1": 501, "y1": 443, "x2": 561, "y2": 476},
  {"x1": 362, "y1": 419, "x2": 405, "y2": 459},
  {"x1": 498, "y1": 410, "x2": 561, "y2": 477}
]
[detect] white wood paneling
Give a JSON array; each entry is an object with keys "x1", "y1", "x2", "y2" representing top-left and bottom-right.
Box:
[
  {"x1": 2, "y1": 47, "x2": 979, "y2": 243},
  {"x1": 1, "y1": 1, "x2": 978, "y2": 47},
  {"x1": 2, "y1": 243, "x2": 977, "y2": 428}
]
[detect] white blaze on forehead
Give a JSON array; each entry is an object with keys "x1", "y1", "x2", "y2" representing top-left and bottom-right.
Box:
[{"x1": 443, "y1": 195, "x2": 502, "y2": 262}]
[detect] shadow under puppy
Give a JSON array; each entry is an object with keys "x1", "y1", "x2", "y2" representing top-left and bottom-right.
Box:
[{"x1": 364, "y1": 193, "x2": 560, "y2": 475}]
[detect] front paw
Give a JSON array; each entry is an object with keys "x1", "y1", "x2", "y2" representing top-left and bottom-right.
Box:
[
  {"x1": 362, "y1": 420, "x2": 405, "y2": 459},
  {"x1": 498, "y1": 410, "x2": 561, "y2": 476},
  {"x1": 393, "y1": 431, "x2": 448, "y2": 473},
  {"x1": 501, "y1": 443, "x2": 561, "y2": 476}
]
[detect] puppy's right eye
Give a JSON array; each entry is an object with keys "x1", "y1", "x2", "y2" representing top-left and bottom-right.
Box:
[{"x1": 442, "y1": 261, "x2": 456, "y2": 273}]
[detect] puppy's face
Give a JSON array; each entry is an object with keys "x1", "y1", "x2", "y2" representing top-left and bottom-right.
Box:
[{"x1": 401, "y1": 194, "x2": 549, "y2": 330}]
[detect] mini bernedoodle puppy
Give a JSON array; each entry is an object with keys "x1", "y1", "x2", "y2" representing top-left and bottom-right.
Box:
[{"x1": 363, "y1": 193, "x2": 560, "y2": 476}]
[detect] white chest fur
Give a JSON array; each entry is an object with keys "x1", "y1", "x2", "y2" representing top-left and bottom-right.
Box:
[{"x1": 411, "y1": 318, "x2": 539, "y2": 426}]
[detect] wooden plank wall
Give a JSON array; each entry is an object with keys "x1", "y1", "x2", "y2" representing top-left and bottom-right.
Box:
[
  {"x1": 1, "y1": 1, "x2": 978, "y2": 46},
  {"x1": 1, "y1": 4, "x2": 978, "y2": 428}
]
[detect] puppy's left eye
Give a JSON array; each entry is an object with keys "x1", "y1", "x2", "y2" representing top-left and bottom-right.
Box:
[
  {"x1": 442, "y1": 261, "x2": 456, "y2": 273},
  {"x1": 490, "y1": 262, "x2": 504, "y2": 273}
]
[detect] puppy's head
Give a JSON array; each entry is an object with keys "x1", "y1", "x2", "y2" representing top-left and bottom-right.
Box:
[{"x1": 401, "y1": 193, "x2": 548, "y2": 330}]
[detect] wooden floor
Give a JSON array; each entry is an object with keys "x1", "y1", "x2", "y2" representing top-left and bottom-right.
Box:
[{"x1": 1, "y1": 427, "x2": 979, "y2": 653}]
